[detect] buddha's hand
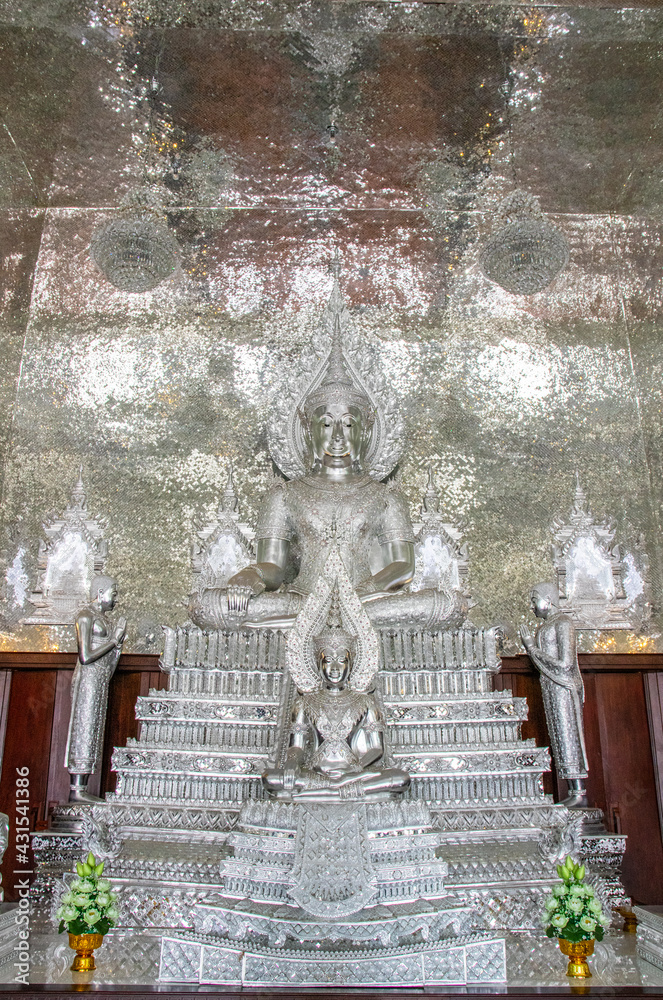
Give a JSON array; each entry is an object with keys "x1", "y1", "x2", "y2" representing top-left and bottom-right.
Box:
[
  {"x1": 356, "y1": 576, "x2": 378, "y2": 598},
  {"x1": 226, "y1": 586, "x2": 253, "y2": 616},
  {"x1": 282, "y1": 763, "x2": 299, "y2": 792},
  {"x1": 359, "y1": 591, "x2": 393, "y2": 604},
  {"x1": 519, "y1": 624, "x2": 533, "y2": 650},
  {"x1": 357, "y1": 576, "x2": 392, "y2": 604},
  {"x1": 227, "y1": 566, "x2": 267, "y2": 596},
  {"x1": 331, "y1": 773, "x2": 360, "y2": 787}
]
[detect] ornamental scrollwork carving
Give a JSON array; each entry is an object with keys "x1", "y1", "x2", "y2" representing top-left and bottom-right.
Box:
[{"x1": 24, "y1": 471, "x2": 109, "y2": 625}]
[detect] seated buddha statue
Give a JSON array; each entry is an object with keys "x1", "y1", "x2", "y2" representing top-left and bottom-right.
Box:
[
  {"x1": 191, "y1": 281, "x2": 464, "y2": 632},
  {"x1": 262, "y1": 589, "x2": 409, "y2": 801}
]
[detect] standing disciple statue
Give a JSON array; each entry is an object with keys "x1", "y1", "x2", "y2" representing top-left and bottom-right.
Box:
[
  {"x1": 65, "y1": 576, "x2": 126, "y2": 803},
  {"x1": 191, "y1": 273, "x2": 465, "y2": 633},
  {"x1": 519, "y1": 582, "x2": 589, "y2": 808}
]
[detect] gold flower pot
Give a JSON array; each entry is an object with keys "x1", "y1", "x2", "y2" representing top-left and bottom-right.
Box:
[
  {"x1": 68, "y1": 933, "x2": 104, "y2": 972},
  {"x1": 559, "y1": 937, "x2": 594, "y2": 978},
  {"x1": 614, "y1": 905, "x2": 638, "y2": 933}
]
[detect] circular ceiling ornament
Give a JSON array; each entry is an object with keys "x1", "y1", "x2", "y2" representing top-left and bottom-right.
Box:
[
  {"x1": 480, "y1": 191, "x2": 570, "y2": 295},
  {"x1": 90, "y1": 213, "x2": 179, "y2": 293}
]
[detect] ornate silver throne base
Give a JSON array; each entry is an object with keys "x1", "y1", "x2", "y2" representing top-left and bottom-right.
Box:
[
  {"x1": 159, "y1": 798, "x2": 506, "y2": 986},
  {"x1": 159, "y1": 933, "x2": 506, "y2": 987},
  {"x1": 33, "y1": 626, "x2": 626, "y2": 986}
]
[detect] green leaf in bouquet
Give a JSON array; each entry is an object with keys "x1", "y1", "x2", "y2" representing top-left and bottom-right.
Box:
[
  {"x1": 68, "y1": 916, "x2": 89, "y2": 936},
  {"x1": 561, "y1": 924, "x2": 585, "y2": 943}
]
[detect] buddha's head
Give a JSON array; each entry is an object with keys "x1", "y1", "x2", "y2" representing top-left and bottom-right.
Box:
[
  {"x1": 308, "y1": 401, "x2": 367, "y2": 471},
  {"x1": 313, "y1": 586, "x2": 356, "y2": 689},
  {"x1": 530, "y1": 582, "x2": 559, "y2": 620},
  {"x1": 314, "y1": 626, "x2": 355, "y2": 688},
  {"x1": 91, "y1": 575, "x2": 118, "y2": 612},
  {"x1": 301, "y1": 317, "x2": 374, "y2": 473}
]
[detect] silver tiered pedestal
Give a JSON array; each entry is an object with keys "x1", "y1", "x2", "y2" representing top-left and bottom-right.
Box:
[{"x1": 32, "y1": 625, "x2": 626, "y2": 986}]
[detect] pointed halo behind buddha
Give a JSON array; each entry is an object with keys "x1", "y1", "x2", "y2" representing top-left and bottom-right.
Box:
[{"x1": 267, "y1": 274, "x2": 403, "y2": 481}]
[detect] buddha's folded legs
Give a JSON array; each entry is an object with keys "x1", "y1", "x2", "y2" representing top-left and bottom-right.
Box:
[
  {"x1": 362, "y1": 589, "x2": 466, "y2": 630},
  {"x1": 264, "y1": 766, "x2": 410, "y2": 801},
  {"x1": 262, "y1": 766, "x2": 331, "y2": 797},
  {"x1": 191, "y1": 589, "x2": 304, "y2": 629},
  {"x1": 193, "y1": 585, "x2": 466, "y2": 632}
]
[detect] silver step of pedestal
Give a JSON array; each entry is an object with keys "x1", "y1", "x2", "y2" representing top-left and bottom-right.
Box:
[
  {"x1": 33, "y1": 626, "x2": 626, "y2": 960},
  {"x1": 635, "y1": 905, "x2": 663, "y2": 971},
  {"x1": 159, "y1": 930, "x2": 507, "y2": 986}
]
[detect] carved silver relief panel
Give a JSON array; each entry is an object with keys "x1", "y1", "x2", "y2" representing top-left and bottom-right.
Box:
[
  {"x1": 550, "y1": 473, "x2": 647, "y2": 630},
  {"x1": 410, "y1": 467, "x2": 470, "y2": 606},
  {"x1": 23, "y1": 472, "x2": 109, "y2": 625},
  {"x1": 189, "y1": 464, "x2": 254, "y2": 601}
]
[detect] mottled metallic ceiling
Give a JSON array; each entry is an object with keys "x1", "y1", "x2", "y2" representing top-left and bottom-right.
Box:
[{"x1": 0, "y1": 1, "x2": 661, "y2": 653}]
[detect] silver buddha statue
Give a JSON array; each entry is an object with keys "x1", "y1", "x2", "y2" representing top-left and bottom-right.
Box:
[
  {"x1": 191, "y1": 277, "x2": 464, "y2": 632},
  {"x1": 65, "y1": 575, "x2": 126, "y2": 803},
  {"x1": 263, "y1": 587, "x2": 409, "y2": 802},
  {"x1": 520, "y1": 582, "x2": 589, "y2": 808}
]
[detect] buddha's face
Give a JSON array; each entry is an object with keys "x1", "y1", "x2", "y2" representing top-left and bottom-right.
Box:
[
  {"x1": 318, "y1": 644, "x2": 351, "y2": 688},
  {"x1": 310, "y1": 402, "x2": 365, "y2": 470}
]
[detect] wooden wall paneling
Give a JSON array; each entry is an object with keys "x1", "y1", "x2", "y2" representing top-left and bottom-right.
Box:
[
  {"x1": 139, "y1": 670, "x2": 169, "y2": 698},
  {"x1": 500, "y1": 654, "x2": 663, "y2": 673},
  {"x1": 582, "y1": 672, "x2": 607, "y2": 821},
  {"x1": 99, "y1": 669, "x2": 146, "y2": 798},
  {"x1": 516, "y1": 671, "x2": 556, "y2": 800},
  {"x1": 494, "y1": 670, "x2": 555, "y2": 797},
  {"x1": 644, "y1": 672, "x2": 663, "y2": 843},
  {"x1": 0, "y1": 670, "x2": 57, "y2": 900},
  {"x1": 0, "y1": 670, "x2": 12, "y2": 780},
  {"x1": 592, "y1": 671, "x2": 663, "y2": 903},
  {"x1": 139, "y1": 672, "x2": 151, "y2": 699},
  {"x1": 45, "y1": 669, "x2": 74, "y2": 816},
  {"x1": 149, "y1": 670, "x2": 169, "y2": 693}
]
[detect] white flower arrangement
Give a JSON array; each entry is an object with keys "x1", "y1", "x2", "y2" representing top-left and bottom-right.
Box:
[
  {"x1": 56, "y1": 852, "x2": 119, "y2": 936},
  {"x1": 543, "y1": 855, "x2": 609, "y2": 943}
]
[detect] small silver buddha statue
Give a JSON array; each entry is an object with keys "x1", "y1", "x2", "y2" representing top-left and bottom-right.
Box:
[
  {"x1": 262, "y1": 591, "x2": 409, "y2": 802},
  {"x1": 65, "y1": 575, "x2": 126, "y2": 803},
  {"x1": 192, "y1": 293, "x2": 464, "y2": 632},
  {"x1": 520, "y1": 582, "x2": 589, "y2": 808}
]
